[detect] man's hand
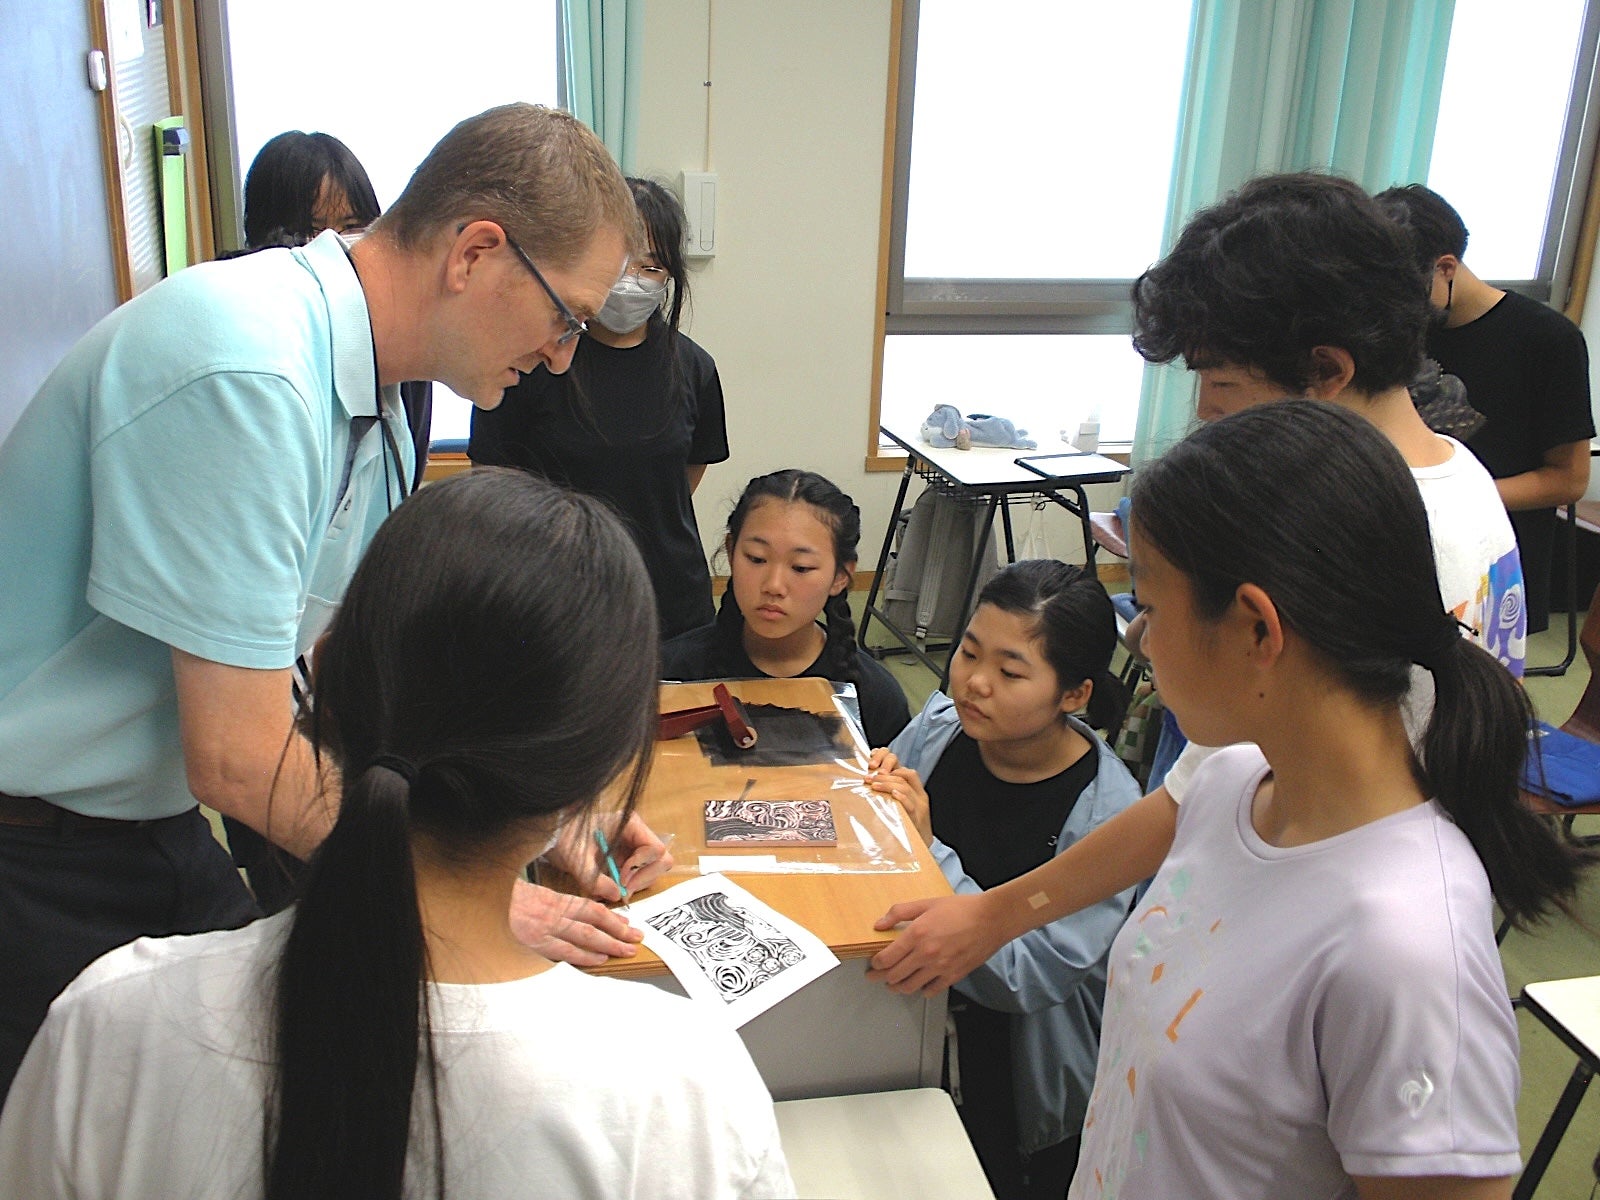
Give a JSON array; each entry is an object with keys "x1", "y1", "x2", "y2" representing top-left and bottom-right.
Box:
[
  {"x1": 866, "y1": 892, "x2": 1004, "y2": 995},
  {"x1": 509, "y1": 879, "x2": 642, "y2": 966}
]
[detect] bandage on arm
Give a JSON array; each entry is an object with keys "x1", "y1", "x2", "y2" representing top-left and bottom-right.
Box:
[{"x1": 985, "y1": 787, "x2": 1178, "y2": 941}]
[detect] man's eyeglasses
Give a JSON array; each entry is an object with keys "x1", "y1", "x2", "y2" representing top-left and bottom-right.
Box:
[{"x1": 504, "y1": 232, "x2": 586, "y2": 346}]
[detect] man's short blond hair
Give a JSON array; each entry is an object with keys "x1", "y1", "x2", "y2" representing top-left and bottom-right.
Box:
[{"x1": 375, "y1": 103, "x2": 643, "y2": 267}]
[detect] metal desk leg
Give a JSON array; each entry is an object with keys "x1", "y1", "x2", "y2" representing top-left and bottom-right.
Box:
[
  {"x1": 1513, "y1": 1057, "x2": 1596, "y2": 1199},
  {"x1": 1038, "y1": 483, "x2": 1104, "y2": 577},
  {"x1": 1070, "y1": 484, "x2": 1098, "y2": 576},
  {"x1": 859, "y1": 459, "x2": 916, "y2": 654},
  {"x1": 938, "y1": 494, "x2": 1003, "y2": 692},
  {"x1": 1000, "y1": 497, "x2": 1017, "y2": 562}
]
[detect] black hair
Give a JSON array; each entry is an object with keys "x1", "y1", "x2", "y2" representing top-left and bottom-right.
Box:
[
  {"x1": 1132, "y1": 172, "x2": 1431, "y2": 396},
  {"x1": 243, "y1": 130, "x2": 381, "y2": 249},
  {"x1": 1130, "y1": 399, "x2": 1595, "y2": 931},
  {"x1": 1374, "y1": 184, "x2": 1472, "y2": 273},
  {"x1": 628, "y1": 177, "x2": 691, "y2": 342},
  {"x1": 714, "y1": 470, "x2": 861, "y2": 684},
  {"x1": 975, "y1": 560, "x2": 1129, "y2": 735},
  {"x1": 266, "y1": 469, "x2": 659, "y2": 1200}
]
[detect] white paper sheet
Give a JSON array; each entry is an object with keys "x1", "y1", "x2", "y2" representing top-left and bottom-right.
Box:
[{"x1": 626, "y1": 874, "x2": 840, "y2": 1028}]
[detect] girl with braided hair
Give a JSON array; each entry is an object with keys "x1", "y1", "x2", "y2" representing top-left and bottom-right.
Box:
[{"x1": 661, "y1": 469, "x2": 911, "y2": 747}]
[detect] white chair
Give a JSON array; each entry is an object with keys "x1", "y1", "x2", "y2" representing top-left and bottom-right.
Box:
[{"x1": 774, "y1": 1088, "x2": 996, "y2": 1199}]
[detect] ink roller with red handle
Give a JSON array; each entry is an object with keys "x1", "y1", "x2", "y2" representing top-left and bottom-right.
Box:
[{"x1": 656, "y1": 682, "x2": 759, "y2": 749}]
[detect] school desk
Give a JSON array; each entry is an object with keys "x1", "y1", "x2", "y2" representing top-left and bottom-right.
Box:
[
  {"x1": 860, "y1": 419, "x2": 1128, "y2": 688},
  {"x1": 1515, "y1": 975, "x2": 1600, "y2": 1199},
  {"x1": 568, "y1": 677, "x2": 953, "y2": 1101}
]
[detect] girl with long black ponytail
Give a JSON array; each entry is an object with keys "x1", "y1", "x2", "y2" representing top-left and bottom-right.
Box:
[
  {"x1": 660, "y1": 468, "x2": 912, "y2": 747},
  {"x1": 1049, "y1": 400, "x2": 1592, "y2": 1199},
  {"x1": 866, "y1": 559, "x2": 1140, "y2": 1196},
  {"x1": 0, "y1": 470, "x2": 793, "y2": 1199}
]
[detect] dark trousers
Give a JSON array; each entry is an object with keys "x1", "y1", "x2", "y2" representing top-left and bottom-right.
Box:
[
  {"x1": 0, "y1": 808, "x2": 260, "y2": 1101},
  {"x1": 951, "y1": 1000, "x2": 1080, "y2": 1200},
  {"x1": 1513, "y1": 507, "x2": 1557, "y2": 635},
  {"x1": 221, "y1": 814, "x2": 304, "y2": 915}
]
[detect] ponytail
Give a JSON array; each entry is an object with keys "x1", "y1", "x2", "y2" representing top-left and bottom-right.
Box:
[
  {"x1": 1422, "y1": 638, "x2": 1597, "y2": 931},
  {"x1": 266, "y1": 760, "x2": 439, "y2": 1200},
  {"x1": 266, "y1": 470, "x2": 661, "y2": 1200},
  {"x1": 1083, "y1": 668, "x2": 1129, "y2": 737},
  {"x1": 1131, "y1": 400, "x2": 1598, "y2": 934}
]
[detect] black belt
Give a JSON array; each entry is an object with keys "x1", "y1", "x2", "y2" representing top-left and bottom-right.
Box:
[{"x1": 0, "y1": 792, "x2": 170, "y2": 831}]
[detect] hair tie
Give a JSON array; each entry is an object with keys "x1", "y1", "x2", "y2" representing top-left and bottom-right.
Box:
[
  {"x1": 1414, "y1": 617, "x2": 1470, "y2": 673},
  {"x1": 366, "y1": 754, "x2": 419, "y2": 787}
]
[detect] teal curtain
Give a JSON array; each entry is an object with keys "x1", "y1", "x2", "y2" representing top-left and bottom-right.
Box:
[
  {"x1": 1131, "y1": 0, "x2": 1457, "y2": 464},
  {"x1": 560, "y1": 0, "x2": 643, "y2": 173}
]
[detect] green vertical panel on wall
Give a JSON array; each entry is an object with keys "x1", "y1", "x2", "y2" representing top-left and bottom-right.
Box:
[{"x1": 154, "y1": 117, "x2": 189, "y2": 276}]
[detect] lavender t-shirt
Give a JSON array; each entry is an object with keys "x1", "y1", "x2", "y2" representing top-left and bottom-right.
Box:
[{"x1": 1071, "y1": 745, "x2": 1521, "y2": 1200}]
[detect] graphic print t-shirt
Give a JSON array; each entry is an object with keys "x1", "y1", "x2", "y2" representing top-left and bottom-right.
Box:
[
  {"x1": 1413, "y1": 436, "x2": 1524, "y2": 676},
  {"x1": 1069, "y1": 746, "x2": 1521, "y2": 1200}
]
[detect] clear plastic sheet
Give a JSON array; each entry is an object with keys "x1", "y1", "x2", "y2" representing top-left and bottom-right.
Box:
[{"x1": 650, "y1": 677, "x2": 922, "y2": 876}]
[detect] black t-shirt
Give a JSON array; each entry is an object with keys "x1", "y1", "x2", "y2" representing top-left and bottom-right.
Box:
[
  {"x1": 926, "y1": 730, "x2": 1097, "y2": 889},
  {"x1": 468, "y1": 318, "x2": 729, "y2": 640},
  {"x1": 659, "y1": 623, "x2": 912, "y2": 748},
  {"x1": 1428, "y1": 289, "x2": 1593, "y2": 480}
]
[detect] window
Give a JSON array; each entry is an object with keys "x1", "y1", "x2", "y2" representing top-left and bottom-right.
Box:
[
  {"x1": 879, "y1": 0, "x2": 1195, "y2": 452},
  {"x1": 877, "y1": 0, "x2": 1600, "y2": 460},
  {"x1": 1427, "y1": 0, "x2": 1600, "y2": 297},
  {"x1": 221, "y1": 0, "x2": 560, "y2": 448}
]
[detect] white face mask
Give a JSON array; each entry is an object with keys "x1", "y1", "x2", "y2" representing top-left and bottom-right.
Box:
[{"x1": 593, "y1": 273, "x2": 667, "y2": 334}]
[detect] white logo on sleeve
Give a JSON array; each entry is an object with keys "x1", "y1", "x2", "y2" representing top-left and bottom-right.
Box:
[{"x1": 1399, "y1": 1072, "x2": 1435, "y2": 1116}]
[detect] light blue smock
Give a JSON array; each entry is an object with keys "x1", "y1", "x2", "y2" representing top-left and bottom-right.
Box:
[{"x1": 890, "y1": 691, "x2": 1143, "y2": 1153}]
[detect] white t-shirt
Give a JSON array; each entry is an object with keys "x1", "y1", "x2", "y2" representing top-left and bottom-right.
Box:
[
  {"x1": 1415, "y1": 435, "x2": 1526, "y2": 676},
  {"x1": 0, "y1": 913, "x2": 795, "y2": 1199},
  {"x1": 1070, "y1": 746, "x2": 1521, "y2": 1200},
  {"x1": 1163, "y1": 435, "x2": 1525, "y2": 804}
]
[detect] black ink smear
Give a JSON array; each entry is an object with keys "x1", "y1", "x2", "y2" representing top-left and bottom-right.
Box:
[{"x1": 695, "y1": 703, "x2": 846, "y2": 766}]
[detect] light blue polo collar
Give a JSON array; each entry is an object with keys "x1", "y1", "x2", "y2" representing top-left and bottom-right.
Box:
[{"x1": 294, "y1": 229, "x2": 379, "y2": 420}]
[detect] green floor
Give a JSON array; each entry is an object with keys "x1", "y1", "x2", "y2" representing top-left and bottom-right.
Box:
[{"x1": 861, "y1": 595, "x2": 1600, "y2": 1198}]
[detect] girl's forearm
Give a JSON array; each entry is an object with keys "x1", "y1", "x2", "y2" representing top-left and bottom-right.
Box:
[{"x1": 986, "y1": 787, "x2": 1178, "y2": 933}]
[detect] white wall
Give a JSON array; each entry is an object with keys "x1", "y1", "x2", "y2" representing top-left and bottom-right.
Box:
[
  {"x1": 635, "y1": 0, "x2": 1122, "y2": 574},
  {"x1": 634, "y1": 0, "x2": 905, "y2": 569}
]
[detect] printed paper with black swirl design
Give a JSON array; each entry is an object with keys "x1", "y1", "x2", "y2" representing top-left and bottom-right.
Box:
[{"x1": 646, "y1": 891, "x2": 807, "y2": 1002}]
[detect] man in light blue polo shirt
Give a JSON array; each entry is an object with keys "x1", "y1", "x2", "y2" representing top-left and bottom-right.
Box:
[{"x1": 0, "y1": 104, "x2": 664, "y2": 1096}]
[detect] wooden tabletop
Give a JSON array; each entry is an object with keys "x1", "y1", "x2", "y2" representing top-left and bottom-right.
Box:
[{"x1": 576, "y1": 677, "x2": 951, "y2": 980}]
